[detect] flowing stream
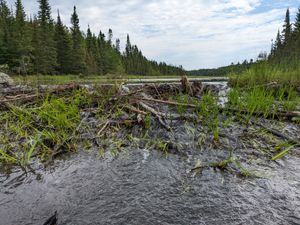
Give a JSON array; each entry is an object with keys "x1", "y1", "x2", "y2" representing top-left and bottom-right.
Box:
[{"x1": 0, "y1": 81, "x2": 299, "y2": 225}]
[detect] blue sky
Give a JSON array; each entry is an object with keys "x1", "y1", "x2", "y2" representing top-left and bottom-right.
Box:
[{"x1": 6, "y1": 0, "x2": 300, "y2": 70}]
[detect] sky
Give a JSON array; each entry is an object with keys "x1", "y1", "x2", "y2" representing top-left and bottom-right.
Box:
[{"x1": 6, "y1": 0, "x2": 300, "y2": 70}]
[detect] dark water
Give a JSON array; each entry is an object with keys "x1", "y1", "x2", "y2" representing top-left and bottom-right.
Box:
[{"x1": 1, "y1": 145, "x2": 300, "y2": 225}]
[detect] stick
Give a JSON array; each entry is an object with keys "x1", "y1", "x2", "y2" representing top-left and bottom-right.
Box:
[
  {"x1": 225, "y1": 107, "x2": 300, "y2": 121},
  {"x1": 97, "y1": 121, "x2": 110, "y2": 136},
  {"x1": 139, "y1": 102, "x2": 171, "y2": 131},
  {"x1": 140, "y1": 97, "x2": 197, "y2": 108},
  {"x1": 123, "y1": 105, "x2": 148, "y2": 115},
  {"x1": 251, "y1": 119, "x2": 300, "y2": 146}
]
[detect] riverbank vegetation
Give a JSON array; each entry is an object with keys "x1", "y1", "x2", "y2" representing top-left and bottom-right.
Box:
[
  {"x1": 0, "y1": 80, "x2": 299, "y2": 178},
  {"x1": 0, "y1": 0, "x2": 184, "y2": 76}
]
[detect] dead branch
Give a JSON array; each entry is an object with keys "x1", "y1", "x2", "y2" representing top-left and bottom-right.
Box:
[
  {"x1": 139, "y1": 102, "x2": 171, "y2": 131},
  {"x1": 141, "y1": 97, "x2": 197, "y2": 108},
  {"x1": 251, "y1": 119, "x2": 300, "y2": 147},
  {"x1": 225, "y1": 107, "x2": 300, "y2": 121},
  {"x1": 97, "y1": 121, "x2": 110, "y2": 136},
  {"x1": 123, "y1": 105, "x2": 148, "y2": 115}
]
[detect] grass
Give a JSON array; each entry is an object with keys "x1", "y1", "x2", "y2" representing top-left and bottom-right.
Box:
[
  {"x1": 0, "y1": 88, "x2": 100, "y2": 166},
  {"x1": 196, "y1": 93, "x2": 221, "y2": 141},
  {"x1": 229, "y1": 62, "x2": 300, "y2": 88},
  {"x1": 227, "y1": 85, "x2": 299, "y2": 124}
]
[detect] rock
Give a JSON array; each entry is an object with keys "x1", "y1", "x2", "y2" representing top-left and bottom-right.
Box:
[{"x1": 0, "y1": 72, "x2": 14, "y2": 87}]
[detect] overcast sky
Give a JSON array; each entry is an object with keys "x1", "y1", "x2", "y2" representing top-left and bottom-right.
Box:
[{"x1": 6, "y1": 0, "x2": 300, "y2": 70}]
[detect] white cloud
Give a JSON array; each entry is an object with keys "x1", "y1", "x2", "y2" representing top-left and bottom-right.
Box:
[{"x1": 6, "y1": 0, "x2": 299, "y2": 69}]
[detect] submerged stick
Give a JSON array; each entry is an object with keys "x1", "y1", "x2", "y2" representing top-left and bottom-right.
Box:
[{"x1": 252, "y1": 119, "x2": 300, "y2": 147}]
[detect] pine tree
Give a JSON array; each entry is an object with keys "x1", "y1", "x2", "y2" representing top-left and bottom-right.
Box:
[
  {"x1": 55, "y1": 10, "x2": 72, "y2": 74},
  {"x1": 35, "y1": 0, "x2": 57, "y2": 74},
  {"x1": 70, "y1": 6, "x2": 86, "y2": 74}
]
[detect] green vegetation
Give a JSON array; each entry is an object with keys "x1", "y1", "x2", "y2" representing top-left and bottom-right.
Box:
[
  {"x1": 229, "y1": 62, "x2": 300, "y2": 88},
  {"x1": 0, "y1": 0, "x2": 184, "y2": 76}
]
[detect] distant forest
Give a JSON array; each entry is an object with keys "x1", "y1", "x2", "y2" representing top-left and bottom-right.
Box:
[
  {"x1": 188, "y1": 60, "x2": 254, "y2": 77},
  {"x1": 0, "y1": 0, "x2": 184, "y2": 76}
]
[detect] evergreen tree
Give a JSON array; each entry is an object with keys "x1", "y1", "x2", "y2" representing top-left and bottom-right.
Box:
[
  {"x1": 9, "y1": 0, "x2": 32, "y2": 74},
  {"x1": 0, "y1": 0, "x2": 12, "y2": 66},
  {"x1": 108, "y1": 28, "x2": 113, "y2": 46},
  {"x1": 282, "y1": 8, "x2": 291, "y2": 44},
  {"x1": 115, "y1": 38, "x2": 120, "y2": 53},
  {"x1": 35, "y1": 0, "x2": 57, "y2": 74},
  {"x1": 54, "y1": 10, "x2": 72, "y2": 74},
  {"x1": 294, "y1": 7, "x2": 300, "y2": 34},
  {"x1": 125, "y1": 34, "x2": 131, "y2": 56},
  {"x1": 85, "y1": 26, "x2": 99, "y2": 74},
  {"x1": 274, "y1": 30, "x2": 282, "y2": 51},
  {"x1": 70, "y1": 6, "x2": 86, "y2": 74}
]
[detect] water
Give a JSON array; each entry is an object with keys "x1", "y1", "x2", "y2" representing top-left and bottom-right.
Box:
[
  {"x1": 0, "y1": 81, "x2": 300, "y2": 225},
  {"x1": 1, "y1": 142, "x2": 300, "y2": 224}
]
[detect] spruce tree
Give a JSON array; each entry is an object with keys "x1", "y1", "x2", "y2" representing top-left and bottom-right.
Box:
[
  {"x1": 282, "y1": 8, "x2": 291, "y2": 44},
  {"x1": 0, "y1": 0, "x2": 12, "y2": 66},
  {"x1": 294, "y1": 7, "x2": 300, "y2": 34},
  {"x1": 70, "y1": 6, "x2": 86, "y2": 74},
  {"x1": 10, "y1": 0, "x2": 32, "y2": 74},
  {"x1": 125, "y1": 34, "x2": 131, "y2": 56},
  {"x1": 35, "y1": 0, "x2": 57, "y2": 74},
  {"x1": 55, "y1": 10, "x2": 72, "y2": 74},
  {"x1": 85, "y1": 26, "x2": 98, "y2": 74},
  {"x1": 108, "y1": 28, "x2": 113, "y2": 46},
  {"x1": 274, "y1": 30, "x2": 282, "y2": 51},
  {"x1": 115, "y1": 38, "x2": 120, "y2": 53}
]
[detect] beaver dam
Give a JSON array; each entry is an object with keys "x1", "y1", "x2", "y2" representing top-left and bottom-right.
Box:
[{"x1": 0, "y1": 78, "x2": 300, "y2": 224}]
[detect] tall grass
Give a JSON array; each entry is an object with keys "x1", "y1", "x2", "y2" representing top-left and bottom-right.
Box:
[
  {"x1": 229, "y1": 62, "x2": 300, "y2": 88},
  {"x1": 0, "y1": 90, "x2": 88, "y2": 166}
]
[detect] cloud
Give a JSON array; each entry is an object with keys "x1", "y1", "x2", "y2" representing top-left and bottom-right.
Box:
[{"x1": 6, "y1": 0, "x2": 299, "y2": 69}]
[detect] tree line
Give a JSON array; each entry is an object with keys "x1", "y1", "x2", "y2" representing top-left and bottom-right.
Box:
[
  {"x1": 188, "y1": 60, "x2": 255, "y2": 77},
  {"x1": 269, "y1": 7, "x2": 300, "y2": 68},
  {"x1": 0, "y1": 0, "x2": 184, "y2": 76}
]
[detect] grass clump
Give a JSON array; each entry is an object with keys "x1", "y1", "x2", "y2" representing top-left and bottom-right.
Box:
[
  {"x1": 0, "y1": 92, "x2": 82, "y2": 166},
  {"x1": 196, "y1": 93, "x2": 221, "y2": 141}
]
